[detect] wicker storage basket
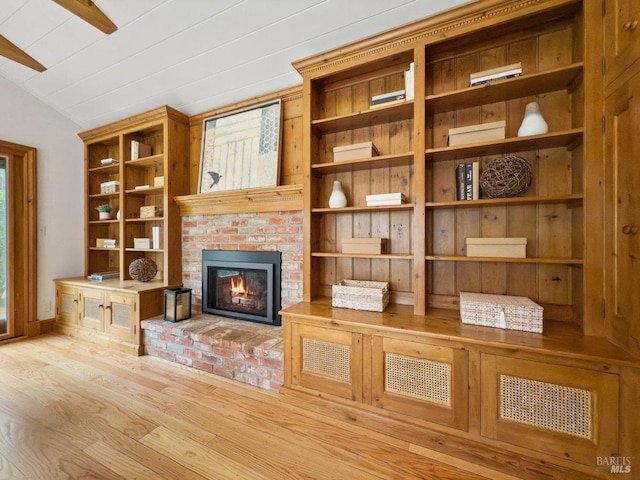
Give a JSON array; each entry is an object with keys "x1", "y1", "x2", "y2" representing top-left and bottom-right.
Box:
[
  {"x1": 459, "y1": 291, "x2": 543, "y2": 333},
  {"x1": 140, "y1": 205, "x2": 161, "y2": 218},
  {"x1": 332, "y1": 280, "x2": 389, "y2": 312}
]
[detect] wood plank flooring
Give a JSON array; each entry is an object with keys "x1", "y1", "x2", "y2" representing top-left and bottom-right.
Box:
[{"x1": 0, "y1": 333, "x2": 519, "y2": 480}]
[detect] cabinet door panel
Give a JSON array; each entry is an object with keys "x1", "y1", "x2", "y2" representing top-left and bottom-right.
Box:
[
  {"x1": 80, "y1": 289, "x2": 104, "y2": 331},
  {"x1": 105, "y1": 293, "x2": 136, "y2": 343},
  {"x1": 481, "y1": 354, "x2": 618, "y2": 466},
  {"x1": 56, "y1": 284, "x2": 78, "y2": 326},
  {"x1": 290, "y1": 323, "x2": 362, "y2": 402},
  {"x1": 604, "y1": 0, "x2": 640, "y2": 85},
  {"x1": 604, "y1": 71, "x2": 640, "y2": 354},
  {"x1": 371, "y1": 337, "x2": 468, "y2": 430}
]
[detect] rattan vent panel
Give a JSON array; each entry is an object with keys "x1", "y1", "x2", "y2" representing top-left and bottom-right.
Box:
[
  {"x1": 302, "y1": 338, "x2": 350, "y2": 382},
  {"x1": 385, "y1": 353, "x2": 451, "y2": 406},
  {"x1": 84, "y1": 297, "x2": 101, "y2": 320},
  {"x1": 499, "y1": 374, "x2": 592, "y2": 439},
  {"x1": 61, "y1": 293, "x2": 75, "y2": 314},
  {"x1": 111, "y1": 304, "x2": 131, "y2": 328}
]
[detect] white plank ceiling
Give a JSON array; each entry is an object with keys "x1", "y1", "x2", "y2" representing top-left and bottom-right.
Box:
[{"x1": 0, "y1": 0, "x2": 468, "y2": 129}]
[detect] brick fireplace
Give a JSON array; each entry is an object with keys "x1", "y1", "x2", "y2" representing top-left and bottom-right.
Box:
[{"x1": 141, "y1": 208, "x2": 303, "y2": 392}]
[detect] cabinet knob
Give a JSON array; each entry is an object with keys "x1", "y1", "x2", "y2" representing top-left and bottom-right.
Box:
[
  {"x1": 622, "y1": 225, "x2": 638, "y2": 235},
  {"x1": 623, "y1": 20, "x2": 638, "y2": 31}
]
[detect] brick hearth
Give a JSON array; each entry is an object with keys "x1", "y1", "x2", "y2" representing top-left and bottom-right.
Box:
[
  {"x1": 142, "y1": 313, "x2": 284, "y2": 392},
  {"x1": 140, "y1": 209, "x2": 302, "y2": 392}
]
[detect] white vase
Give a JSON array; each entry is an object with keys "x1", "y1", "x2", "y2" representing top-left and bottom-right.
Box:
[
  {"x1": 517, "y1": 101, "x2": 549, "y2": 137},
  {"x1": 99, "y1": 211, "x2": 111, "y2": 220},
  {"x1": 328, "y1": 180, "x2": 347, "y2": 208}
]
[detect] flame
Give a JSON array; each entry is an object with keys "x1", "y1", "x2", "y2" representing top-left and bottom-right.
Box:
[{"x1": 230, "y1": 276, "x2": 246, "y2": 294}]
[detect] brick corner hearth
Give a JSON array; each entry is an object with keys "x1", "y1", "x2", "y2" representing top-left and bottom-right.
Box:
[{"x1": 141, "y1": 314, "x2": 284, "y2": 393}]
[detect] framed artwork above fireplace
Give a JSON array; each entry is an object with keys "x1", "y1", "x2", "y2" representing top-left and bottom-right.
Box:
[{"x1": 198, "y1": 100, "x2": 282, "y2": 194}]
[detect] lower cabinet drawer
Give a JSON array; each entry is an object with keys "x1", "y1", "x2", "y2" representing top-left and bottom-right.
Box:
[{"x1": 481, "y1": 354, "x2": 619, "y2": 466}]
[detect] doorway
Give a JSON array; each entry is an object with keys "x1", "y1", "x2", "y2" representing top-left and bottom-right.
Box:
[
  {"x1": 0, "y1": 141, "x2": 37, "y2": 341},
  {"x1": 0, "y1": 156, "x2": 7, "y2": 337}
]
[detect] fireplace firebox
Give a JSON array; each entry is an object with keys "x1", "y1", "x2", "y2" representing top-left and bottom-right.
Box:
[{"x1": 202, "y1": 250, "x2": 281, "y2": 326}]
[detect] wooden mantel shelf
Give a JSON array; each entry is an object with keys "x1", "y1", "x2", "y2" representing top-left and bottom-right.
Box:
[{"x1": 175, "y1": 184, "x2": 303, "y2": 216}]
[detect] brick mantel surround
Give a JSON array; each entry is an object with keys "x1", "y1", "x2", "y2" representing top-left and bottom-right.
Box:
[{"x1": 141, "y1": 206, "x2": 303, "y2": 392}]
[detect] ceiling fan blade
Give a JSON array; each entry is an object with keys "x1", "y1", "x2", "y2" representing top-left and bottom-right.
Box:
[
  {"x1": 52, "y1": 0, "x2": 117, "y2": 34},
  {"x1": 0, "y1": 35, "x2": 46, "y2": 72}
]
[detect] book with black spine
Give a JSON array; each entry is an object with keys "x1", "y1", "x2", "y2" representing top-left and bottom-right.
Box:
[
  {"x1": 465, "y1": 163, "x2": 473, "y2": 200},
  {"x1": 456, "y1": 164, "x2": 466, "y2": 201}
]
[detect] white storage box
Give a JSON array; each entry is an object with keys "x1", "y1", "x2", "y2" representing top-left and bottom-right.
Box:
[
  {"x1": 133, "y1": 238, "x2": 151, "y2": 249},
  {"x1": 100, "y1": 180, "x2": 120, "y2": 194},
  {"x1": 460, "y1": 292, "x2": 543, "y2": 333},
  {"x1": 448, "y1": 120, "x2": 506, "y2": 146},
  {"x1": 333, "y1": 141, "x2": 379, "y2": 162},
  {"x1": 466, "y1": 237, "x2": 527, "y2": 258},
  {"x1": 332, "y1": 280, "x2": 389, "y2": 312}
]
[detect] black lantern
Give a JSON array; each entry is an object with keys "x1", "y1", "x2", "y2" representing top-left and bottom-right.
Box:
[{"x1": 164, "y1": 288, "x2": 192, "y2": 322}]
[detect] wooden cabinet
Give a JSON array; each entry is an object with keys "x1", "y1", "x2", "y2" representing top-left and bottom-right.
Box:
[
  {"x1": 288, "y1": 322, "x2": 363, "y2": 402},
  {"x1": 56, "y1": 106, "x2": 189, "y2": 353},
  {"x1": 284, "y1": 308, "x2": 468, "y2": 431},
  {"x1": 80, "y1": 105, "x2": 189, "y2": 285},
  {"x1": 55, "y1": 284, "x2": 79, "y2": 326},
  {"x1": 286, "y1": 0, "x2": 640, "y2": 477},
  {"x1": 297, "y1": 49, "x2": 418, "y2": 309},
  {"x1": 55, "y1": 278, "x2": 170, "y2": 355},
  {"x1": 79, "y1": 288, "x2": 104, "y2": 331},
  {"x1": 370, "y1": 336, "x2": 468, "y2": 430},
  {"x1": 603, "y1": 69, "x2": 640, "y2": 355},
  {"x1": 481, "y1": 355, "x2": 619, "y2": 466},
  {"x1": 604, "y1": 0, "x2": 640, "y2": 86},
  {"x1": 423, "y1": 11, "x2": 585, "y2": 319}
]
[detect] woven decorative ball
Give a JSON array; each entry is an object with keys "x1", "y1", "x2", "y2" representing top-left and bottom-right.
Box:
[
  {"x1": 128, "y1": 258, "x2": 158, "y2": 282},
  {"x1": 480, "y1": 155, "x2": 532, "y2": 198}
]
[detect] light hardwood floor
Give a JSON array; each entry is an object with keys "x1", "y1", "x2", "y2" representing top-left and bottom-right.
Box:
[{"x1": 0, "y1": 333, "x2": 519, "y2": 480}]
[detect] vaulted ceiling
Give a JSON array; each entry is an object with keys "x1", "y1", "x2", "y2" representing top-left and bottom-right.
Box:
[{"x1": 0, "y1": 0, "x2": 467, "y2": 130}]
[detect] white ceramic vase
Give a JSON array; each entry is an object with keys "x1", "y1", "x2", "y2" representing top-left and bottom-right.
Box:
[
  {"x1": 99, "y1": 211, "x2": 111, "y2": 220},
  {"x1": 328, "y1": 180, "x2": 347, "y2": 208},
  {"x1": 517, "y1": 101, "x2": 549, "y2": 137}
]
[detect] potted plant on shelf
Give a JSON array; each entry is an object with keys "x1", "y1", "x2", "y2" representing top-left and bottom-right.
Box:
[{"x1": 96, "y1": 203, "x2": 113, "y2": 220}]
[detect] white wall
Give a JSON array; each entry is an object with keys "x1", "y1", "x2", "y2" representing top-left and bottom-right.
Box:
[{"x1": 0, "y1": 75, "x2": 84, "y2": 320}]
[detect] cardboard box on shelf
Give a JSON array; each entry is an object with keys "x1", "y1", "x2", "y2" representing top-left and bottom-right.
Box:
[{"x1": 448, "y1": 120, "x2": 506, "y2": 147}]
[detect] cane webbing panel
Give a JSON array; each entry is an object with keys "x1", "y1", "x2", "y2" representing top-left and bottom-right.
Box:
[
  {"x1": 302, "y1": 338, "x2": 350, "y2": 382},
  {"x1": 385, "y1": 353, "x2": 451, "y2": 406},
  {"x1": 499, "y1": 374, "x2": 592, "y2": 439},
  {"x1": 111, "y1": 304, "x2": 131, "y2": 328},
  {"x1": 84, "y1": 297, "x2": 101, "y2": 320},
  {"x1": 61, "y1": 293, "x2": 75, "y2": 315}
]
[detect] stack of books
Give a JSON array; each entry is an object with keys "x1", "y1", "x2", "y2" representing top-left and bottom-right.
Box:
[
  {"x1": 469, "y1": 62, "x2": 522, "y2": 86},
  {"x1": 100, "y1": 157, "x2": 118, "y2": 166},
  {"x1": 366, "y1": 192, "x2": 406, "y2": 206},
  {"x1": 96, "y1": 238, "x2": 117, "y2": 249},
  {"x1": 370, "y1": 89, "x2": 406, "y2": 109},
  {"x1": 456, "y1": 162, "x2": 480, "y2": 201},
  {"x1": 88, "y1": 271, "x2": 119, "y2": 281}
]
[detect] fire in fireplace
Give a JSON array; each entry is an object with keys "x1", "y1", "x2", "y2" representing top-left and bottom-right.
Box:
[{"x1": 202, "y1": 250, "x2": 281, "y2": 326}]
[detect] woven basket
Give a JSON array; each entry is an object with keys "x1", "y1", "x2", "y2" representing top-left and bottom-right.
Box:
[
  {"x1": 332, "y1": 280, "x2": 389, "y2": 312},
  {"x1": 140, "y1": 205, "x2": 161, "y2": 219},
  {"x1": 128, "y1": 258, "x2": 158, "y2": 282},
  {"x1": 480, "y1": 155, "x2": 532, "y2": 198}
]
